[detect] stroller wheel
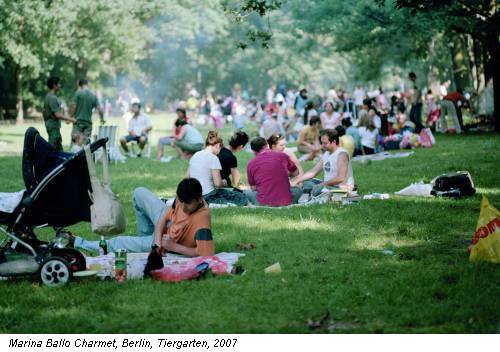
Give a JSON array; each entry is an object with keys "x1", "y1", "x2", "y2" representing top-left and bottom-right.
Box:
[
  {"x1": 39, "y1": 257, "x2": 72, "y2": 287},
  {"x1": 51, "y1": 248, "x2": 86, "y2": 272}
]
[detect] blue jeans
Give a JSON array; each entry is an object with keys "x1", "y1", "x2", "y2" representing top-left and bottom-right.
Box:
[
  {"x1": 303, "y1": 179, "x2": 323, "y2": 196},
  {"x1": 244, "y1": 187, "x2": 303, "y2": 206},
  {"x1": 74, "y1": 187, "x2": 168, "y2": 253}
]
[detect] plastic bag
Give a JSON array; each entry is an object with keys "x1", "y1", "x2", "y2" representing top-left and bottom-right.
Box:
[
  {"x1": 150, "y1": 256, "x2": 228, "y2": 282},
  {"x1": 469, "y1": 196, "x2": 500, "y2": 264},
  {"x1": 395, "y1": 182, "x2": 432, "y2": 197}
]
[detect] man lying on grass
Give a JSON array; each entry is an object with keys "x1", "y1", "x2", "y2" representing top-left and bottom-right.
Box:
[
  {"x1": 290, "y1": 128, "x2": 355, "y2": 196},
  {"x1": 67, "y1": 178, "x2": 214, "y2": 256}
]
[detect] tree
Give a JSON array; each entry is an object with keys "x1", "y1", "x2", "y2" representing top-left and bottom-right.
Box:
[
  {"x1": 380, "y1": 0, "x2": 499, "y2": 131},
  {"x1": 0, "y1": 1, "x2": 69, "y2": 123}
]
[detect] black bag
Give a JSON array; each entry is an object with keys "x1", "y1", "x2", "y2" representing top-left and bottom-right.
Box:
[
  {"x1": 144, "y1": 245, "x2": 164, "y2": 278},
  {"x1": 431, "y1": 171, "x2": 476, "y2": 197}
]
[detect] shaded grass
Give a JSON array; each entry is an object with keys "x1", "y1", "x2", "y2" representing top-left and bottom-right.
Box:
[{"x1": 0, "y1": 117, "x2": 499, "y2": 333}]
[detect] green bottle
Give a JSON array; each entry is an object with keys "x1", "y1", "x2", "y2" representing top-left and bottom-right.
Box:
[{"x1": 99, "y1": 236, "x2": 108, "y2": 255}]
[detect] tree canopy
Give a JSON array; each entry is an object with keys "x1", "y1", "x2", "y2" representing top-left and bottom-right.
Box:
[{"x1": 0, "y1": 0, "x2": 497, "y2": 129}]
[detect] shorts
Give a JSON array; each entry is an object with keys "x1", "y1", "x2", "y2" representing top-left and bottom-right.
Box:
[
  {"x1": 174, "y1": 140, "x2": 203, "y2": 153},
  {"x1": 158, "y1": 136, "x2": 174, "y2": 147},
  {"x1": 72, "y1": 122, "x2": 93, "y2": 139},
  {"x1": 124, "y1": 135, "x2": 148, "y2": 143}
]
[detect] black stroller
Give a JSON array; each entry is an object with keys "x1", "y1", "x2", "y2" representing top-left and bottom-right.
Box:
[{"x1": 0, "y1": 127, "x2": 108, "y2": 286}]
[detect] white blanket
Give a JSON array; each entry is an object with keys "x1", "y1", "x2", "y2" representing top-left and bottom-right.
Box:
[
  {"x1": 0, "y1": 190, "x2": 24, "y2": 213},
  {"x1": 353, "y1": 151, "x2": 414, "y2": 162},
  {"x1": 85, "y1": 252, "x2": 245, "y2": 279}
]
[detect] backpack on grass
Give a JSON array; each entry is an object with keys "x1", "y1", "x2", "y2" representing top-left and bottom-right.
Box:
[{"x1": 431, "y1": 171, "x2": 476, "y2": 198}]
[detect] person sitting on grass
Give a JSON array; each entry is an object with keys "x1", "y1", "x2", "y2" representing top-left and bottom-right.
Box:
[
  {"x1": 357, "y1": 110, "x2": 379, "y2": 155},
  {"x1": 341, "y1": 117, "x2": 362, "y2": 156},
  {"x1": 119, "y1": 102, "x2": 152, "y2": 157},
  {"x1": 291, "y1": 129, "x2": 355, "y2": 197},
  {"x1": 297, "y1": 115, "x2": 322, "y2": 162},
  {"x1": 68, "y1": 178, "x2": 214, "y2": 256},
  {"x1": 188, "y1": 131, "x2": 248, "y2": 206},
  {"x1": 218, "y1": 131, "x2": 249, "y2": 189},
  {"x1": 245, "y1": 137, "x2": 302, "y2": 206},
  {"x1": 267, "y1": 133, "x2": 303, "y2": 176},
  {"x1": 335, "y1": 125, "x2": 355, "y2": 158},
  {"x1": 157, "y1": 115, "x2": 204, "y2": 162},
  {"x1": 259, "y1": 113, "x2": 282, "y2": 140}
]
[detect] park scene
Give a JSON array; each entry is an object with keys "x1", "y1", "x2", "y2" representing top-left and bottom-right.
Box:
[{"x1": 0, "y1": 0, "x2": 499, "y2": 334}]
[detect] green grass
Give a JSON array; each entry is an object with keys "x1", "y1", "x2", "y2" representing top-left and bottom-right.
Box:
[{"x1": 0, "y1": 115, "x2": 499, "y2": 333}]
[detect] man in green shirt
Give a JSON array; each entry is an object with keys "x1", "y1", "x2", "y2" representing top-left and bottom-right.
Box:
[
  {"x1": 43, "y1": 77, "x2": 76, "y2": 151},
  {"x1": 69, "y1": 78, "x2": 104, "y2": 146}
]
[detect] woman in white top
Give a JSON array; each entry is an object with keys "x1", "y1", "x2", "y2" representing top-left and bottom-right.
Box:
[
  {"x1": 188, "y1": 131, "x2": 248, "y2": 206},
  {"x1": 320, "y1": 101, "x2": 341, "y2": 129},
  {"x1": 357, "y1": 110, "x2": 379, "y2": 155}
]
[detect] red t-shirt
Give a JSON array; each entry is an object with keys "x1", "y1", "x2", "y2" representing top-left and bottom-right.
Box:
[
  {"x1": 444, "y1": 92, "x2": 465, "y2": 103},
  {"x1": 247, "y1": 150, "x2": 297, "y2": 206}
]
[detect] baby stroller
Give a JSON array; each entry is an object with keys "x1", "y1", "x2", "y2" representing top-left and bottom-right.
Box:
[{"x1": 0, "y1": 127, "x2": 108, "y2": 286}]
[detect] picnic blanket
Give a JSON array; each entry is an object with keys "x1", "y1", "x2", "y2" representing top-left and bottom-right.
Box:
[
  {"x1": 0, "y1": 190, "x2": 24, "y2": 213},
  {"x1": 208, "y1": 190, "x2": 359, "y2": 209},
  {"x1": 352, "y1": 151, "x2": 414, "y2": 162},
  {"x1": 85, "y1": 252, "x2": 245, "y2": 279}
]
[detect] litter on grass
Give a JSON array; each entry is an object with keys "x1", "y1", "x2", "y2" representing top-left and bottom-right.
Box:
[
  {"x1": 85, "y1": 252, "x2": 245, "y2": 279},
  {"x1": 264, "y1": 262, "x2": 281, "y2": 274},
  {"x1": 468, "y1": 196, "x2": 500, "y2": 264},
  {"x1": 395, "y1": 182, "x2": 433, "y2": 197},
  {"x1": 363, "y1": 193, "x2": 390, "y2": 200}
]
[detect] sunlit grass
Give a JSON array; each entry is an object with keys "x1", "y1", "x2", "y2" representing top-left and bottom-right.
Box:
[{"x1": 0, "y1": 121, "x2": 499, "y2": 333}]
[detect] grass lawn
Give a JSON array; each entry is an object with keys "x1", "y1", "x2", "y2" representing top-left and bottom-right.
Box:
[{"x1": 0, "y1": 114, "x2": 499, "y2": 333}]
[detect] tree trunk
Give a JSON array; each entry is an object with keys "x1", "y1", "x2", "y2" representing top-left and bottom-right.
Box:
[
  {"x1": 15, "y1": 65, "x2": 24, "y2": 125},
  {"x1": 450, "y1": 35, "x2": 472, "y2": 91},
  {"x1": 485, "y1": 37, "x2": 500, "y2": 132},
  {"x1": 74, "y1": 59, "x2": 88, "y2": 84},
  {"x1": 472, "y1": 38, "x2": 485, "y2": 92}
]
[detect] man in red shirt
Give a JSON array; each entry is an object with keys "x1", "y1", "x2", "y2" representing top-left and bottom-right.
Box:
[
  {"x1": 440, "y1": 90, "x2": 467, "y2": 133},
  {"x1": 245, "y1": 137, "x2": 302, "y2": 206}
]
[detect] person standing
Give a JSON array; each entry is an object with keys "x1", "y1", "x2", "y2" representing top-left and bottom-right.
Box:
[
  {"x1": 43, "y1": 76, "x2": 76, "y2": 151},
  {"x1": 69, "y1": 78, "x2": 104, "y2": 146},
  {"x1": 294, "y1": 88, "x2": 309, "y2": 116},
  {"x1": 439, "y1": 89, "x2": 467, "y2": 134},
  {"x1": 407, "y1": 72, "x2": 423, "y2": 132}
]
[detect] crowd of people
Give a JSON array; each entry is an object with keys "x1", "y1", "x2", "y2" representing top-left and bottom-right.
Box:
[
  {"x1": 159, "y1": 73, "x2": 468, "y2": 159},
  {"x1": 41, "y1": 73, "x2": 470, "y2": 258}
]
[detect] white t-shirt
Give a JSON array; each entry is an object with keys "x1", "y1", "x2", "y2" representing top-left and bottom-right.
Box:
[
  {"x1": 322, "y1": 147, "x2": 354, "y2": 188},
  {"x1": 189, "y1": 148, "x2": 222, "y2": 195},
  {"x1": 353, "y1": 88, "x2": 365, "y2": 106},
  {"x1": 320, "y1": 111, "x2": 341, "y2": 129},
  {"x1": 358, "y1": 127, "x2": 378, "y2": 149},
  {"x1": 373, "y1": 115, "x2": 381, "y2": 129},
  {"x1": 128, "y1": 114, "x2": 151, "y2": 136}
]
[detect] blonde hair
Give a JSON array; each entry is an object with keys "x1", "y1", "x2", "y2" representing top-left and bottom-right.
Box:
[
  {"x1": 205, "y1": 131, "x2": 223, "y2": 146},
  {"x1": 357, "y1": 110, "x2": 376, "y2": 131}
]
